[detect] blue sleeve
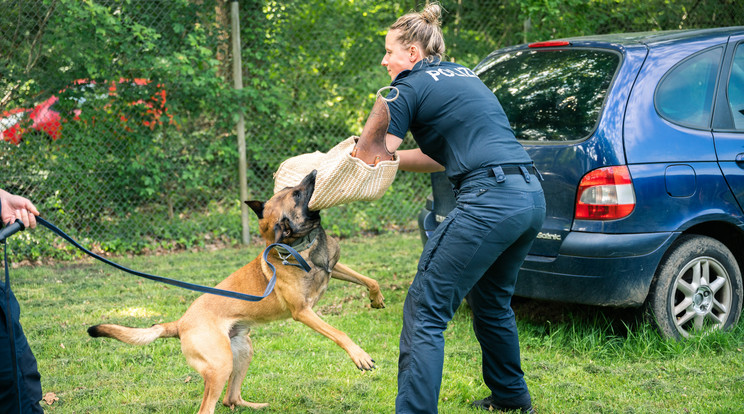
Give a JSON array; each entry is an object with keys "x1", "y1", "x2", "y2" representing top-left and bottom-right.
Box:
[{"x1": 386, "y1": 82, "x2": 416, "y2": 140}]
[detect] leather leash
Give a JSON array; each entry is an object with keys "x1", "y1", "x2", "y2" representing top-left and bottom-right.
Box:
[{"x1": 1, "y1": 216, "x2": 311, "y2": 302}]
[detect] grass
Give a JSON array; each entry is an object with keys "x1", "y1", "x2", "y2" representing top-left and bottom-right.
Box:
[{"x1": 6, "y1": 232, "x2": 744, "y2": 413}]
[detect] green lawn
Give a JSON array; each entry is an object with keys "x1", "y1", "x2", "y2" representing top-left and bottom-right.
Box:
[{"x1": 7, "y1": 232, "x2": 744, "y2": 413}]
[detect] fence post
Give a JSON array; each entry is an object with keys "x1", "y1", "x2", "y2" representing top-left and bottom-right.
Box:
[{"x1": 231, "y1": 0, "x2": 250, "y2": 244}]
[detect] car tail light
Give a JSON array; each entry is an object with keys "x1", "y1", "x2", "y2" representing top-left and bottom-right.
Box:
[
  {"x1": 575, "y1": 166, "x2": 635, "y2": 220},
  {"x1": 528, "y1": 40, "x2": 571, "y2": 48}
]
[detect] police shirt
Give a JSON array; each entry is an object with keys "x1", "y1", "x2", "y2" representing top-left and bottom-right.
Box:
[{"x1": 386, "y1": 58, "x2": 531, "y2": 181}]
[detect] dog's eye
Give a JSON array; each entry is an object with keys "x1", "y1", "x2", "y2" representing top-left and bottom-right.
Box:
[{"x1": 292, "y1": 190, "x2": 301, "y2": 199}]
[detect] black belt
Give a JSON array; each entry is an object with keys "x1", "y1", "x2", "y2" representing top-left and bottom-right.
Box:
[{"x1": 451, "y1": 163, "x2": 543, "y2": 189}]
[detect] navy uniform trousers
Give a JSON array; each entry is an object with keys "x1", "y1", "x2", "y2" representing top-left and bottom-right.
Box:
[
  {"x1": 1, "y1": 281, "x2": 43, "y2": 414},
  {"x1": 396, "y1": 168, "x2": 545, "y2": 413}
]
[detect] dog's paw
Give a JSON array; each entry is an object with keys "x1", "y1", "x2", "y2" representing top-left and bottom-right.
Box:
[
  {"x1": 369, "y1": 289, "x2": 385, "y2": 309},
  {"x1": 350, "y1": 346, "x2": 376, "y2": 371},
  {"x1": 224, "y1": 399, "x2": 269, "y2": 410},
  {"x1": 370, "y1": 296, "x2": 385, "y2": 309}
]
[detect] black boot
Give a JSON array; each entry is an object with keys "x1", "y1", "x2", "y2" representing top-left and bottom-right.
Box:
[{"x1": 472, "y1": 395, "x2": 535, "y2": 413}]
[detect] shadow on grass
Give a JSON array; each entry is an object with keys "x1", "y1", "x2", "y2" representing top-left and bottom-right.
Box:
[{"x1": 511, "y1": 296, "x2": 645, "y2": 337}]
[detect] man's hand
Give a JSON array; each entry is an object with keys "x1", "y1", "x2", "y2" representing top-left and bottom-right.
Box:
[{"x1": 0, "y1": 189, "x2": 40, "y2": 229}]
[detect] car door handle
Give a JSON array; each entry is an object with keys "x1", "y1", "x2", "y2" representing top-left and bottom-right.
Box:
[{"x1": 736, "y1": 153, "x2": 744, "y2": 165}]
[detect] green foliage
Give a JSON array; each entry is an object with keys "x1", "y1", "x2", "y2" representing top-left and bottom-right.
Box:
[
  {"x1": 514, "y1": 0, "x2": 744, "y2": 42},
  {"x1": 2, "y1": 0, "x2": 742, "y2": 262}
]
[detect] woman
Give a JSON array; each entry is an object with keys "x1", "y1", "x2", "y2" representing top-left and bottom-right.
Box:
[{"x1": 380, "y1": 4, "x2": 545, "y2": 413}]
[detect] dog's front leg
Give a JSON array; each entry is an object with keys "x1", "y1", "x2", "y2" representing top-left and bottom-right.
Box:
[
  {"x1": 331, "y1": 262, "x2": 385, "y2": 308},
  {"x1": 293, "y1": 307, "x2": 376, "y2": 370}
]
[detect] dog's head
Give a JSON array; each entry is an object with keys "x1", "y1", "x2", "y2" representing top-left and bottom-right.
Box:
[{"x1": 245, "y1": 170, "x2": 321, "y2": 245}]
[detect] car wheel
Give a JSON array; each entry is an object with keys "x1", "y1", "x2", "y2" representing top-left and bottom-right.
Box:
[{"x1": 646, "y1": 234, "x2": 743, "y2": 339}]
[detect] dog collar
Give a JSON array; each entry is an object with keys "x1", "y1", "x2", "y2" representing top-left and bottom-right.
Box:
[{"x1": 274, "y1": 227, "x2": 320, "y2": 256}]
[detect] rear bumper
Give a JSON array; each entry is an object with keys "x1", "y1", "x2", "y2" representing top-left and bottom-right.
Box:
[{"x1": 516, "y1": 231, "x2": 678, "y2": 307}]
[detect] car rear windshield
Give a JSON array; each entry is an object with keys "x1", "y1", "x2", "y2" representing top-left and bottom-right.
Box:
[{"x1": 478, "y1": 48, "x2": 620, "y2": 142}]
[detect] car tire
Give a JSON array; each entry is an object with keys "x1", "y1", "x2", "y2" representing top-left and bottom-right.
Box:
[{"x1": 646, "y1": 234, "x2": 743, "y2": 339}]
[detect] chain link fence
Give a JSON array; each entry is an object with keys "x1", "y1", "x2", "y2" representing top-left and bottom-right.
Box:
[{"x1": 1, "y1": 0, "x2": 742, "y2": 260}]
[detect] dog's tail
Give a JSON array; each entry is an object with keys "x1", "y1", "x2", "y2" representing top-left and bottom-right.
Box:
[{"x1": 87, "y1": 321, "x2": 178, "y2": 345}]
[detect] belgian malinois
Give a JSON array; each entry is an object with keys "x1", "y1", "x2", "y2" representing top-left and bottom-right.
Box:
[{"x1": 88, "y1": 170, "x2": 385, "y2": 414}]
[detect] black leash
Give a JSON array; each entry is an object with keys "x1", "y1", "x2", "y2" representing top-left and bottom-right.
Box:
[{"x1": 1, "y1": 217, "x2": 311, "y2": 302}]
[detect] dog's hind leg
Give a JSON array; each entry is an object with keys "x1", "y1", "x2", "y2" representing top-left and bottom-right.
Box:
[
  {"x1": 332, "y1": 262, "x2": 385, "y2": 308},
  {"x1": 223, "y1": 330, "x2": 268, "y2": 410},
  {"x1": 181, "y1": 329, "x2": 233, "y2": 414}
]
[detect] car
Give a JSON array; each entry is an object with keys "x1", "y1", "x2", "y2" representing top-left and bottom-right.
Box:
[
  {"x1": 418, "y1": 26, "x2": 744, "y2": 339},
  {"x1": 0, "y1": 78, "x2": 170, "y2": 144}
]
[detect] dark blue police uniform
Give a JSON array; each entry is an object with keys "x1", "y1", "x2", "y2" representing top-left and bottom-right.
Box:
[
  {"x1": 1, "y1": 249, "x2": 43, "y2": 413},
  {"x1": 387, "y1": 58, "x2": 546, "y2": 413}
]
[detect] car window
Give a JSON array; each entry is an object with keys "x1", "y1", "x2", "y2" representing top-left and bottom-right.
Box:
[
  {"x1": 729, "y1": 43, "x2": 744, "y2": 130},
  {"x1": 656, "y1": 47, "x2": 722, "y2": 129},
  {"x1": 478, "y1": 49, "x2": 620, "y2": 142}
]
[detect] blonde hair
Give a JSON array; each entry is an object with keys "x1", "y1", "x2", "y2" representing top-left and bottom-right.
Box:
[{"x1": 389, "y1": 2, "x2": 445, "y2": 61}]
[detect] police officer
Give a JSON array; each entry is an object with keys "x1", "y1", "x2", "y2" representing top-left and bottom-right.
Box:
[
  {"x1": 380, "y1": 4, "x2": 545, "y2": 413},
  {"x1": 1, "y1": 188, "x2": 43, "y2": 414}
]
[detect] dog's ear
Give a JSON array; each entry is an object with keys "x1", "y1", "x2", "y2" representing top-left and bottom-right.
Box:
[{"x1": 245, "y1": 201, "x2": 264, "y2": 219}]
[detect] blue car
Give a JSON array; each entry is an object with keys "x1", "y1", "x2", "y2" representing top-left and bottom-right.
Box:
[{"x1": 418, "y1": 27, "x2": 744, "y2": 338}]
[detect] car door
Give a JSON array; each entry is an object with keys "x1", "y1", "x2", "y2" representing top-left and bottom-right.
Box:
[{"x1": 713, "y1": 34, "x2": 744, "y2": 211}]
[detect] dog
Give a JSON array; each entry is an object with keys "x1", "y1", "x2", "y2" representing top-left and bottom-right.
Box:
[{"x1": 88, "y1": 170, "x2": 385, "y2": 414}]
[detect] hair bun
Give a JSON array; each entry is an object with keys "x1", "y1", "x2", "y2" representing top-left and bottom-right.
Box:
[
  {"x1": 420, "y1": 3, "x2": 442, "y2": 26},
  {"x1": 389, "y1": 2, "x2": 446, "y2": 59}
]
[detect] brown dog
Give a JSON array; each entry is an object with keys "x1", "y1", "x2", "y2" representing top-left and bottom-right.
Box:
[{"x1": 88, "y1": 170, "x2": 385, "y2": 414}]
